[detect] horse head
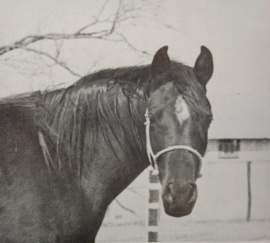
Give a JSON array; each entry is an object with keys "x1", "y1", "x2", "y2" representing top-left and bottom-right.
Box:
[{"x1": 146, "y1": 46, "x2": 214, "y2": 217}]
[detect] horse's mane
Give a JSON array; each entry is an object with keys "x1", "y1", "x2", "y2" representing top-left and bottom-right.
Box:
[
  {"x1": 0, "y1": 61, "x2": 208, "y2": 174},
  {"x1": 36, "y1": 65, "x2": 152, "y2": 173}
]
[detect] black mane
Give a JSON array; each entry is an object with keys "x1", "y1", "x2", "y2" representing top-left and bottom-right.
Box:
[{"x1": 0, "y1": 61, "x2": 206, "y2": 173}]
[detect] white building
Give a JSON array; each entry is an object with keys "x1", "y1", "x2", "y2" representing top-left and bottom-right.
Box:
[
  {"x1": 207, "y1": 93, "x2": 270, "y2": 163},
  {"x1": 191, "y1": 93, "x2": 270, "y2": 221}
]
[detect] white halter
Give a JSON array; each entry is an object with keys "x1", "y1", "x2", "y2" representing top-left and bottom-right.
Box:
[{"x1": 144, "y1": 109, "x2": 202, "y2": 175}]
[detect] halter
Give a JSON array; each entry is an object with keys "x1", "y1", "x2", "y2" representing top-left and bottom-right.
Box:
[{"x1": 144, "y1": 109, "x2": 202, "y2": 175}]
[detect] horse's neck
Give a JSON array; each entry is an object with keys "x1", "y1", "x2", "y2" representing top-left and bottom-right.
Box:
[
  {"x1": 42, "y1": 84, "x2": 149, "y2": 205},
  {"x1": 81, "y1": 110, "x2": 149, "y2": 209}
]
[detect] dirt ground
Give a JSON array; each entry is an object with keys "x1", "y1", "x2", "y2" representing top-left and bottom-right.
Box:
[{"x1": 96, "y1": 220, "x2": 270, "y2": 242}]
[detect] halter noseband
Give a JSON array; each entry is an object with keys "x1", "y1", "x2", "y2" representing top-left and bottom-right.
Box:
[{"x1": 144, "y1": 109, "x2": 202, "y2": 175}]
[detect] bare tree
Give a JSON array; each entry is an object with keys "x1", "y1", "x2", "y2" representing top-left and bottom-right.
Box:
[{"x1": 0, "y1": 0, "x2": 158, "y2": 79}]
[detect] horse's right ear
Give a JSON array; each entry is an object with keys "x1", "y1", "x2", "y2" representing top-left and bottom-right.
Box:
[{"x1": 151, "y1": 46, "x2": 171, "y2": 77}]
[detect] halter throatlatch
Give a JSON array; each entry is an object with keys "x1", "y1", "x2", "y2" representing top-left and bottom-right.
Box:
[{"x1": 144, "y1": 109, "x2": 202, "y2": 175}]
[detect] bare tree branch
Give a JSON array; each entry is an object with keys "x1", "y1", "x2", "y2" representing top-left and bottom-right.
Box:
[
  {"x1": 0, "y1": 0, "x2": 151, "y2": 58},
  {"x1": 0, "y1": 0, "x2": 156, "y2": 80},
  {"x1": 75, "y1": 0, "x2": 110, "y2": 34},
  {"x1": 23, "y1": 47, "x2": 82, "y2": 77},
  {"x1": 115, "y1": 199, "x2": 136, "y2": 215},
  {"x1": 126, "y1": 187, "x2": 144, "y2": 199},
  {"x1": 109, "y1": 0, "x2": 122, "y2": 34},
  {"x1": 0, "y1": 0, "x2": 123, "y2": 56},
  {"x1": 114, "y1": 31, "x2": 150, "y2": 55},
  {"x1": 0, "y1": 31, "x2": 113, "y2": 56}
]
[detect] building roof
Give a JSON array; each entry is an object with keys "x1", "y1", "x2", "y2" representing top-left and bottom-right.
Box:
[{"x1": 208, "y1": 93, "x2": 270, "y2": 139}]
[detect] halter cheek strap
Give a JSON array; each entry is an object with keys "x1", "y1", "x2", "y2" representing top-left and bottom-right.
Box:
[{"x1": 144, "y1": 109, "x2": 202, "y2": 175}]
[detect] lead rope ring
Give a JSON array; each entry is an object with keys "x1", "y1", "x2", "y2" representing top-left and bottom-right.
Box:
[{"x1": 144, "y1": 108, "x2": 202, "y2": 175}]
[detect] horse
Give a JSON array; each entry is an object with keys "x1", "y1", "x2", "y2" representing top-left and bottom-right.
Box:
[{"x1": 0, "y1": 45, "x2": 214, "y2": 242}]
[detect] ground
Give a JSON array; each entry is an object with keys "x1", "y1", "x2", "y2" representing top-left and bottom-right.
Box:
[{"x1": 96, "y1": 220, "x2": 270, "y2": 242}]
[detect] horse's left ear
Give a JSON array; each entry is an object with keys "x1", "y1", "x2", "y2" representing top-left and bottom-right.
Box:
[{"x1": 194, "y1": 46, "x2": 213, "y2": 86}]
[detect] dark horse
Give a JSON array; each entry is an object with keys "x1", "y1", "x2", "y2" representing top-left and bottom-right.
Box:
[{"x1": 0, "y1": 46, "x2": 213, "y2": 242}]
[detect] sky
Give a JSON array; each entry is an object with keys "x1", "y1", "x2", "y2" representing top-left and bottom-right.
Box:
[{"x1": 0, "y1": 0, "x2": 269, "y2": 138}]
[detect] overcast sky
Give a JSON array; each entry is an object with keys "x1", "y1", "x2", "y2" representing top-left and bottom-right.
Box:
[{"x1": 0, "y1": 0, "x2": 269, "y2": 137}]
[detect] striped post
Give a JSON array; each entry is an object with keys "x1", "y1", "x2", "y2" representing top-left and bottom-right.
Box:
[
  {"x1": 247, "y1": 161, "x2": 252, "y2": 221},
  {"x1": 148, "y1": 168, "x2": 160, "y2": 242}
]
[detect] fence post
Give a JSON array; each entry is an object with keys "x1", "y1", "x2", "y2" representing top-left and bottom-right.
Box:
[
  {"x1": 148, "y1": 168, "x2": 160, "y2": 242},
  {"x1": 247, "y1": 161, "x2": 252, "y2": 221}
]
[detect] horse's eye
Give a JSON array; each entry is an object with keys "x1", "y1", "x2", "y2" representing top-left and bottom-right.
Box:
[
  {"x1": 150, "y1": 119, "x2": 160, "y2": 131},
  {"x1": 204, "y1": 115, "x2": 213, "y2": 128},
  {"x1": 150, "y1": 122, "x2": 158, "y2": 130}
]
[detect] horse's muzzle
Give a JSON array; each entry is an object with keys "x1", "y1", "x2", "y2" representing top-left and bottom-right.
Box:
[{"x1": 162, "y1": 182, "x2": 197, "y2": 217}]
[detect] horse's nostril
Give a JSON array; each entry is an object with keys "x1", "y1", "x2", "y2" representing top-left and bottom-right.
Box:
[
  {"x1": 164, "y1": 183, "x2": 173, "y2": 204},
  {"x1": 188, "y1": 183, "x2": 197, "y2": 203},
  {"x1": 164, "y1": 182, "x2": 197, "y2": 205}
]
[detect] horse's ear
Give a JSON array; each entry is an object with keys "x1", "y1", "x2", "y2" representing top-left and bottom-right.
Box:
[
  {"x1": 151, "y1": 46, "x2": 171, "y2": 77},
  {"x1": 194, "y1": 46, "x2": 213, "y2": 86}
]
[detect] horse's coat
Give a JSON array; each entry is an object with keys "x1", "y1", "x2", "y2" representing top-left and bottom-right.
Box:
[{"x1": 0, "y1": 46, "x2": 214, "y2": 242}]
